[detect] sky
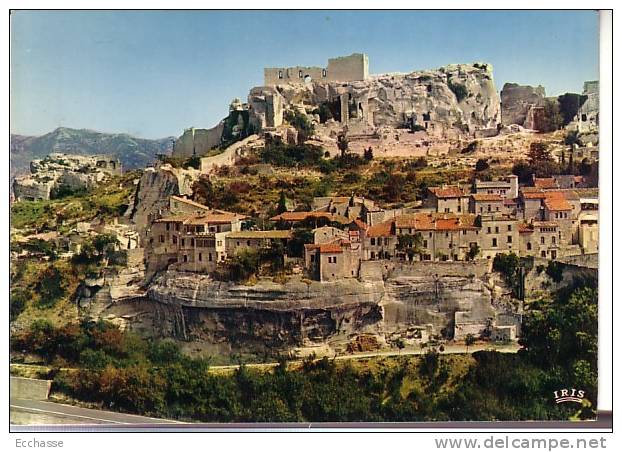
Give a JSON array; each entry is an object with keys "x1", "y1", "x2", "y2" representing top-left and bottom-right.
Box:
[{"x1": 10, "y1": 10, "x2": 599, "y2": 139}]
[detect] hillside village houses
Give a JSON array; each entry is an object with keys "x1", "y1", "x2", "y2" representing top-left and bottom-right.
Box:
[{"x1": 144, "y1": 172, "x2": 598, "y2": 282}]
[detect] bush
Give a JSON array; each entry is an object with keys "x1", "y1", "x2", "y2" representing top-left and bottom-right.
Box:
[{"x1": 35, "y1": 264, "x2": 66, "y2": 308}]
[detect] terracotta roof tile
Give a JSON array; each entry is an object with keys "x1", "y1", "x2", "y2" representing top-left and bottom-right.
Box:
[
  {"x1": 227, "y1": 230, "x2": 292, "y2": 239},
  {"x1": 471, "y1": 193, "x2": 504, "y2": 202},
  {"x1": 429, "y1": 186, "x2": 466, "y2": 198},
  {"x1": 366, "y1": 219, "x2": 395, "y2": 237},
  {"x1": 270, "y1": 211, "x2": 350, "y2": 224},
  {"x1": 534, "y1": 178, "x2": 558, "y2": 189},
  {"x1": 521, "y1": 190, "x2": 547, "y2": 199}
]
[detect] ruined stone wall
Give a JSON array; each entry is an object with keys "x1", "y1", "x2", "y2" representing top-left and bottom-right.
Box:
[
  {"x1": 172, "y1": 124, "x2": 225, "y2": 158},
  {"x1": 264, "y1": 53, "x2": 368, "y2": 86}
]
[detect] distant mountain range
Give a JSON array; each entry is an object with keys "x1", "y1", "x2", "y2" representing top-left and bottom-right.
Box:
[{"x1": 10, "y1": 127, "x2": 175, "y2": 179}]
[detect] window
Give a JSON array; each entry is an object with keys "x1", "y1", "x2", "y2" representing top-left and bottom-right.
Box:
[
  {"x1": 166, "y1": 223, "x2": 170, "y2": 231},
  {"x1": 551, "y1": 250, "x2": 557, "y2": 259},
  {"x1": 384, "y1": 238, "x2": 389, "y2": 246},
  {"x1": 190, "y1": 238, "x2": 195, "y2": 247},
  {"x1": 457, "y1": 205, "x2": 461, "y2": 212},
  {"x1": 181, "y1": 238, "x2": 185, "y2": 247},
  {"x1": 492, "y1": 238, "x2": 497, "y2": 247},
  {"x1": 278, "y1": 71, "x2": 283, "y2": 79},
  {"x1": 495, "y1": 226, "x2": 499, "y2": 233},
  {"x1": 183, "y1": 255, "x2": 188, "y2": 263},
  {"x1": 507, "y1": 236, "x2": 512, "y2": 244},
  {"x1": 371, "y1": 238, "x2": 376, "y2": 246},
  {"x1": 299, "y1": 70, "x2": 303, "y2": 78},
  {"x1": 541, "y1": 237, "x2": 545, "y2": 244},
  {"x1": 217, "y1": 241, "x2": 222, "y2": 246},
  {"x1": 322, "y1": 69, "x2": 327, "y2": 77},
  {"x1": 172, "y1": 236, "x2": 177, "y2": 244},
  {"x1": 507, "y1": 225, "x2": 512, "y2": 231},
  {"x1": 159, "y1": 235, "x2": 165, "y2": 243},
  {"x1": 371, "y1": 251, "x2": 375, "y2": 259},
  {"x1": 209, "y1": 253, "x2": 213, "y2": 261},
  {"x1": 310, "y1": 254, "x2": 315, "y2": 263},
  {"x1": 423, "y1": 240, "x2": 428, "y2": 248},
  {"x1": 541, "y1": 251, "x2": 547, "y2": 258},
  {"x1": 247, "y1": 240, "x2": 251, "y2": 246},
  {"x1": 198, "y1": 253, "x2": 202, "y2": 262},
  {"x1": 445, "y1": 208, "x2": 450, "y2": 213},
  {"x1": 487, "y1": 227, "x2": 491, "y2": 233},
  {"x1": 527, "y1": 242, "x2": 532, "y2": 250},
  {"x1": 552, "y1": 236, "x2": 556, "y2": 244}
]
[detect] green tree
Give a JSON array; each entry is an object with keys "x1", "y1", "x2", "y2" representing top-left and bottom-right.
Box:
[{"x1": 277, "y1": 191, "x2": 288, "y2": 215}]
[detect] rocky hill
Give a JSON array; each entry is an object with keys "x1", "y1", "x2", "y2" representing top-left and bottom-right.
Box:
[{"x1": 10, "y1": 127, "x2": 174, "y2": 179}]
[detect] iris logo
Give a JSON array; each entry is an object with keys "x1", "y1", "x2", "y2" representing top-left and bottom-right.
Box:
[{"x1": 553, "y1": 388, "x2": 585, "y2": 404}]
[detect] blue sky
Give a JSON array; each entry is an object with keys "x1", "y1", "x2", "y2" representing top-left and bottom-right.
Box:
[{"x1": 10, "y1": 10, "x2": 599, "y2": 138}]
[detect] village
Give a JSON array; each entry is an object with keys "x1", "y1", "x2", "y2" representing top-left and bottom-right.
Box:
[
  {"x1": 9, "y1": 53, "x2": 600, "y2": 355},
  {"x1": 143, "y1": 171, "x2": 598, "y2": 284}
]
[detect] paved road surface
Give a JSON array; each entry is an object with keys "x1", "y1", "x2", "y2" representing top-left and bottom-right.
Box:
[{"x1": 10, "y1": 398, "x2": 182, "y2": 425}]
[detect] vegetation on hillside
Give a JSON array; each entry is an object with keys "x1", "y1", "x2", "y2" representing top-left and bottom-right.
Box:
[{"x1": 11, "y1": 171, "x2": 140, "y2": 232}]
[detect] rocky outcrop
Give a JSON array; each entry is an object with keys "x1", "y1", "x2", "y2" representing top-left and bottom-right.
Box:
[
  {"x1": 500, "y1": 83, "x2": 546, "y2": 127},
  {"x1": 128, "y1": 164, "x2": 199, "y2": 238},
  {"x1": 251, "y1": 62, "x2": 500, "y2": 137},
  {"x1": 12, "y1": 153, "x2": 121, "y2": 202}
]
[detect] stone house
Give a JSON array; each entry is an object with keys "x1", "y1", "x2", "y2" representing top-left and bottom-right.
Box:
[
  {"x1": 478, "y1": 214, "x2": 520, "y2": 260},
  {"x1": 225, "y1": 230, "x2": 292, "y2": 257},
  {"x1": 425, "y1": 186, "x2": 470, "y2": 214},
  {"x1": 304, "y1": 240, "x2": 361, "y2": 282},
  {"x1": 518, "y1": 221, "x2": 563, "y2": 259},
  {"x1": 146, "y1": 215, "x2": 219, "y2": 273},
  {"x1": 313, "y1": 226, "x2": 349, "y2": 244},
  {"x1": 469, "y1": 193, "x2": 506, "y2": 215},
  {"x1": 311, "y1": 195, "x2": 379, "y2": 222},
  {"x1": 363, "y1": 219, "x2": 398, "y2": 260},
  {"x1": 474, "y1": 176, "x2": 518, "y2": 199}
]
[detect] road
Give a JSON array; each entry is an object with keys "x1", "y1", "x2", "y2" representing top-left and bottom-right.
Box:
[
  {"x1": 207, "y1": 342, "x2": 522, "y2": 372},
  {"x1": 10, "y1": 398, "x2": 182, "y2": 426}
]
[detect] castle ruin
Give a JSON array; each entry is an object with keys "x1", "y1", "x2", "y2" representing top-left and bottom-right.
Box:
[{"x1": 264, "y1": 53, "x2": 369, "y2": 86}]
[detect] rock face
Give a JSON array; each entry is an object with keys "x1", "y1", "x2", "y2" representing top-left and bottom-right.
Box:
[
  {"x1": 250, "y1": 62, "x2": 500, "y2": 137},
  {"x1": 121, "y1": 263, "x2": 517, "y2": 354},
  {"x1": 500, "y1": 83, "x2": 546, "y2": 127},
  {"x1": 128, "y1": 164, "x2": 199, "y2": 238},
  {"x1": 12, "y1": 152, "x2": 121, "y2": 202}
]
